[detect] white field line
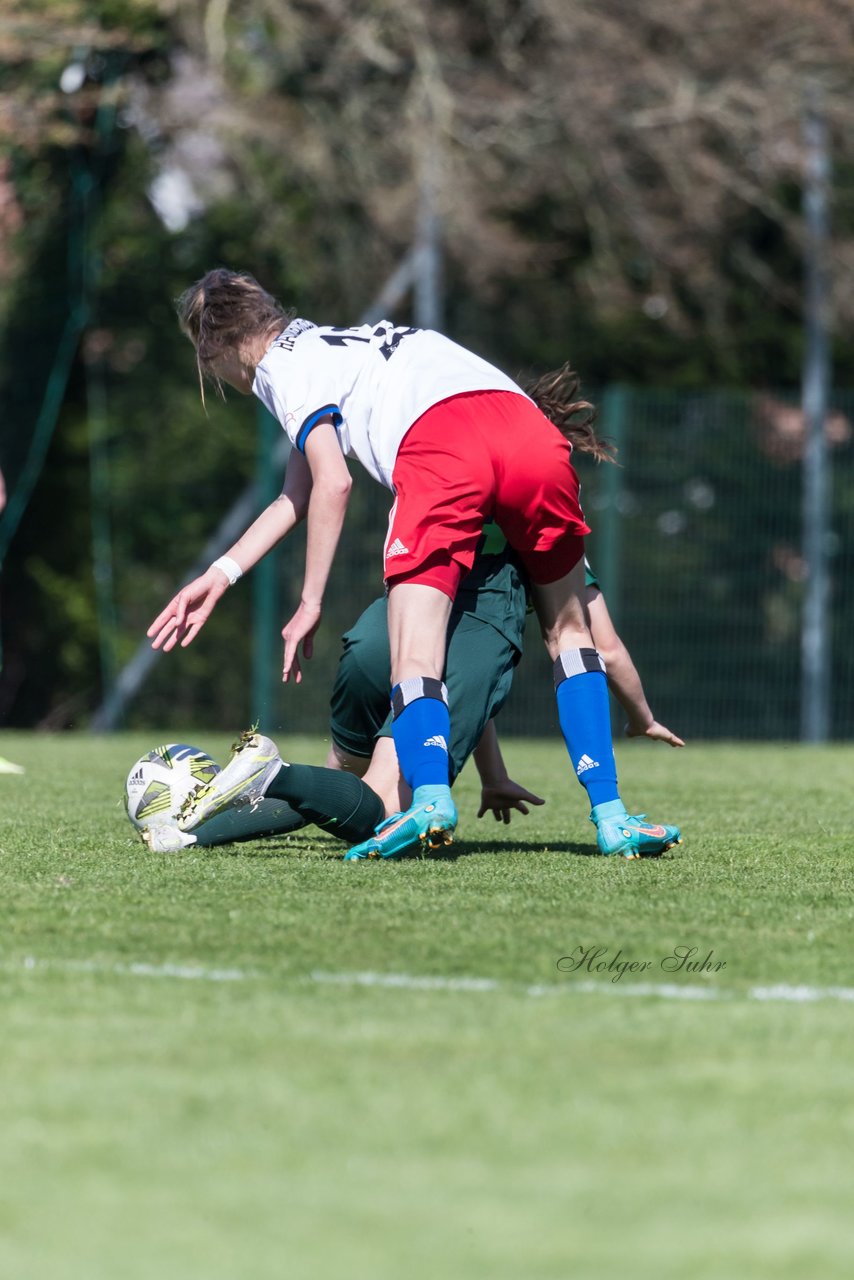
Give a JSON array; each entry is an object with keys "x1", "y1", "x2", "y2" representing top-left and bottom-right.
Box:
[
  {"x1": 5, "y1": 958, "x2": 854, "y2": 1003},
  {"x1": 309, "y1": 970, "x2": 854, "y2": 1004},
  {"x1": 15, "y1": 956, "x2": 251, "y2": 982}
]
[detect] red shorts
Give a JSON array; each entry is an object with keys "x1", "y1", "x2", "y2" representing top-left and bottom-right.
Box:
[{"x1": 384, "y1": 390, "x2": 590, "y2": 597}]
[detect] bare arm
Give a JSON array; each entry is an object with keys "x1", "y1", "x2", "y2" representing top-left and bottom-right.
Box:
[
  {"x1": 281, "y1": 421, "x2": 353, "y2": 682},
  {"x1": 148, "y1": 448, "x2": 313, "y2": 652},
  {"x1": 227, "y1": 448, "x2": 313, "y2": 567},
  {"x1": 586, "y1": 587, "x2": 685, "y2": 747}
]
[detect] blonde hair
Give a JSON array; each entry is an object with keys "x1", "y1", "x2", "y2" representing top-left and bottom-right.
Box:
[
  {"x1": 175, "y1": 268, "x2": 293, "y2": 401},
  {"x1": 524, "y1": 364, "x2": 615, "y2": 463}
]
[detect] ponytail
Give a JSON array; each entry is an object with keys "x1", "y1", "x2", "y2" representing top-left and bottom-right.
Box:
[{"x1": 524, "y1": 364, "x2": 616, "y2": 464}]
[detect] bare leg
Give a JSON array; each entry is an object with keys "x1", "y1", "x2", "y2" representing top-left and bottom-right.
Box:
[
  {"x1": 386, "y1": 582, "x2": 454, "y2": 794},
  {"x1": 530, "y1": 557, "x2": 593, "y2": 660},
  {"x1": 325, "y1": 741, "x2": 369, "y2": 776},
  {"x1": 386, "y1": 581, "x2": 452, "y2": 684},
  {"x1": 363, "y1": 736, "x2": 411, "y2": 817},
  {"x1": 342, "y1": 578, "x2": 457, "y2": 859},
  {"x1": 326, "y1": 736, "x2": 412, "y2": 817}
]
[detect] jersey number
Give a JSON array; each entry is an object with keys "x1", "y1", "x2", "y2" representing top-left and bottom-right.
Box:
[{"x1": 320, "y1": 324, "x2": 417, "y2": 362}]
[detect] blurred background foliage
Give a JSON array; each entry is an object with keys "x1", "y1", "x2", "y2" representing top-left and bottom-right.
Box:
[{"x1": 1, "y1": 0, "x2": 853, "y2": 735}]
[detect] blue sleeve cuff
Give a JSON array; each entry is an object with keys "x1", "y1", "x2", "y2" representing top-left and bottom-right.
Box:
[{"x1": 296, "y1": 404, "x2": 343, "y2": 452}]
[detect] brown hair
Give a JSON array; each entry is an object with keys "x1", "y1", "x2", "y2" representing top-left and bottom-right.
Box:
[
  {"x1": 175, "y1": 268, "x2": 293, "y2": 400},
  {"x1": 524, "y1": 363, "x2": 616, "y2": 463}
]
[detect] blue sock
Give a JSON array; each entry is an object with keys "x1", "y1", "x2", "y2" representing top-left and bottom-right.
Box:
[
  {"x1": 390, "y1": 677, "x2": 451, "y2": 792},
  {"x1": 554, "y1": 648, "x2": 622, "y2": 811}
]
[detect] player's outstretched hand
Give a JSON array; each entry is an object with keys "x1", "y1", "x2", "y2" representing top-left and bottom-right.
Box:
[
  {"x1": 626, "y1": 719, "x2": 685, "y2": 748},
  {"x1": 281, "y1": 601, "x2": 322, "y2": 683},
  {"x1": 477, "y1": 776, "x2": 546, "y2": 824},
  {"x1": 147, "y1": 567, "x2": 228, "y2": 651}
]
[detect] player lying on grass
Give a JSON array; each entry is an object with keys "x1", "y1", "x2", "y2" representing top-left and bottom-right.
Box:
[
  {"x1": 144, "y1": 549, "x2": 683, "y2": 855},
  {"x1": 148, "y1": 269, "x2": 681, "y2": 858}
]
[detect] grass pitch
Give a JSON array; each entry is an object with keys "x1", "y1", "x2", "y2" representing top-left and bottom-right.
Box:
[{"x1": 1, "y1": 730, "x2": 853, "y2": 1280}]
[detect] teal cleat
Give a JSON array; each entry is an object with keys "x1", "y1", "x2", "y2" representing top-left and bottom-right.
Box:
[
  {"x1": 591, "y1": 811, "x2": 682, "y2": 859},
  {"x1": 345, "y1": 786, "x2": 457, "y2": 861}
]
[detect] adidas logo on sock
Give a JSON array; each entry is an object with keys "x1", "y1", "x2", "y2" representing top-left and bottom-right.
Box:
[
  {"x1": 386, "y1": 538, "x2": 409, "y2": 558},
  {"x1": 423, "y1": 735, "x2": 448, "y2": 750},
  {"x1": 576, "y1": 753, "x2": 599, "y2": 776}
]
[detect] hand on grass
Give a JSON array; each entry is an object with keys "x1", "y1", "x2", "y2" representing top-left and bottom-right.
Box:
[
  {"x1": 477, "y1": 777, "x2": 546, "y2": 824},
  {"x1": 626, "y1": 719, "x2": 685, "y2": 748}
]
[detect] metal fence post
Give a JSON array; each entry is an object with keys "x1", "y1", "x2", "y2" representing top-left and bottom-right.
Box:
[
  {"x1": 597, "y1": 384, "x2": 628, "y2": 628},
  {"x1": 800, "y1": 88, "x2": 832, "y2": 743}
]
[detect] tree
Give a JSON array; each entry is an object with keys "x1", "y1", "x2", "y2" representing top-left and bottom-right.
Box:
[{"x1": 2, "y1": 0, "x2": 854, "y2": 729}]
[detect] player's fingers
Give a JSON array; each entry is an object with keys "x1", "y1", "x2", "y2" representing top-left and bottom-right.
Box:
[
  {"x1": 180, "y1": 621, "x2": 204, "y2": 648},
  {"x1": 172, "y1": 594, "x2": 190, "y2": 629},
  {"x1": 147, "y1": 607, "x2": 177, "y2": 640},
  {"x1": 514, "y1": 801, "x2": 530, "y2": 815},
  {"x1": 283, "y1": 640, "x2": 301, "y2": 683},
  {"x1": 148, "y1": 595, "x2": 182, "y2": 631},
  {"x1": 281, "y1": 635, "x2": 294, "y2": 679},
  {"x1": 150, "y1": 621, "x2": 178, "y2": 650},
  {"x1": 302, "y1": 634, "x2": 314, "y2": 661}
]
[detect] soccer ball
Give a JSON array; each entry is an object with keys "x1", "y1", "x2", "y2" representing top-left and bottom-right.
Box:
[{"x1": 125, "y1": 743, "x2": 220, "y2": 832}]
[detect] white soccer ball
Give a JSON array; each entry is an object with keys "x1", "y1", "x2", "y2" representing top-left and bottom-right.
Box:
[{"x1": 125, "y1": 743, "x2": 220, "y2": 832}]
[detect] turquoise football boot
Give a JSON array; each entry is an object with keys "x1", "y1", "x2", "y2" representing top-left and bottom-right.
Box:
[
  {"x1": 345, "y1": 786, "x2": 457, "y2": 860},
  {"x1": 591, "y1": 806, "x2": 682, "y2": 859}
]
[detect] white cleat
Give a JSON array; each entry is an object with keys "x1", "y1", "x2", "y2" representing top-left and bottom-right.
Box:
[
  {"x1": 142, "y1": 824, "x2": 198, "y2": 853},
  {"x1": 0, "y1": 756, "x2": 25, "y2": 775},
  {"x1": 177, "y1": 730, "x2": 283, "y2": 832}
]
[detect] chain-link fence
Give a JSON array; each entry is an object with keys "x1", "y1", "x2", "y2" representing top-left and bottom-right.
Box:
[
  {"x1": 502, "y1": 386, "x2": 854, "y2": 739},
  {"x1": 49, "y1": 385, "x2": 854, "y2": 741},
  {"x1": 299, "y1": 385, "x2": 854, "y2": 742}
]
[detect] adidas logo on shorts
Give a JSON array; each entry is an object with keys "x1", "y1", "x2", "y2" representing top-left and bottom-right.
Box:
[
  {"x1": 576, "y1": 753, "x2": 599, "y2": 775},
  {"x1": 423, "y1": 735, "x2": 448, "y2": 750},
  {"x1": 386, "y1": 538, "x2": 409, "y2": 558}
]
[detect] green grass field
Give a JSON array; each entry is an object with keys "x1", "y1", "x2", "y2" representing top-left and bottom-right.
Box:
[{"x1": 1, "y1": 730, "x2": 853, "y2": 1279}]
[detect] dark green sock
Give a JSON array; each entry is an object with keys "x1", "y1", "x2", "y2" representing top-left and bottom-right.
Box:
[
  {"x1": 265, "y1": 763, "x2": 385, "y2": 842},
  {"x1": 194, "y1": 798, "x2": 306, "y2": 846}
]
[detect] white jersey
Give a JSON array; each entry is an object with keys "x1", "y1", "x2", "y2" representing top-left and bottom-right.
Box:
[{"x1": 252, "y1": 318, "x2": 528, "y2": 489}]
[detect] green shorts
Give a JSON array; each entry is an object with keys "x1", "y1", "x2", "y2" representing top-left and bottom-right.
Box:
[
  {"x1": 330, "y1": 598, "x2": 520, "y2": 783},
  {"x1": 584, "y1": 557, "x2": 600, "y2": 590}
]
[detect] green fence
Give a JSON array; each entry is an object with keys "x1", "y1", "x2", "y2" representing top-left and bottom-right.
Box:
[
  {"x1": 496, "y1": 388, "x2": 852, "y2": 739},
  {"x1": 255, "y1": 385, "x2": 853, "y2": 743},
  {"x1": 33, "y1": 384, "x2": 850, "y2": 742}
]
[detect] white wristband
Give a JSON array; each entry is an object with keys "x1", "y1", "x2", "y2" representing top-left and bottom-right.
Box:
[{"x1": 212, "y1": 555, "x2": 244, "y2": 586}]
